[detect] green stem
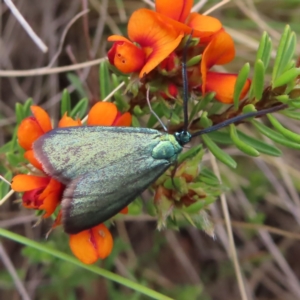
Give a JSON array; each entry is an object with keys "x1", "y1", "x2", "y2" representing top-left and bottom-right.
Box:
[{"x1": 0, "y1": 228, "x2": 173, "y2": 300}]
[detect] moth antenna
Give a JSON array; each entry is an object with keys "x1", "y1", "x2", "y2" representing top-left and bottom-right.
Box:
[
  {"x1": 146, "y1": 87, "x2": 168, "y2": 132},
  {"x1": 191, "y1": 103, "x2": 288, "y2": 138},
  {"x1": 182, "y1": 31, "x2": 193, "y2": 132}
]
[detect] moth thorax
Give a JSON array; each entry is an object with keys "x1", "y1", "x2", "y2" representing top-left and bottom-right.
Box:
[{"x1": 152, "y1": 134, "x2": 182, "y2": 162}]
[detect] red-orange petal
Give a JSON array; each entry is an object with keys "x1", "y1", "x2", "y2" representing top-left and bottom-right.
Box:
[
  {"x1": 87, "y1": 102, "x2": 118, "y2": 126},
  {"x1": 204, "y1": 71, "x2": 251, "y2": 103},
  {"x1": 155, "y1": 0, "x2": 193, "y2": 23},
  {"x1": 11, "y1": 174, "x2": 50, "y2": 192},
  {"x1": 92, "y1": 224, "x2": 114, "y2": 259},
  {"x1": 201, "y1": 30, "x2": 235, "y2": 93},
  {"x1": 120, "y1": 206, "x2": 128, "y2": 214},
  {"x1": 186, "y1": 13, "x2": 222, "y2": 42},
  {"x1": 113, "y1": 112, "x2": 132, "y2": 127},
  {"x1": 108, "y1": 41, "x2": 146, "y2": 74},
  {"x1": 128, "y1": 9, "x2": 185, "y2": 77},
  {"x1": 31, "y1": 106, "x2": 52, "y2": 133},
  {"x1": 17, "y1": 117, "x2": 44, "y2": 150},
  {"x1": 40, "y1": 192, "x2": 61, "y2": 218},
  {"x1": 39, "y1": 178, "x2": 63, "y2": 199},
  {"x1": 52, "y1": 210, "x2": 62, "y2": 228},
  {"x1": 69, "y1": 224, "x2": 113, "y2": 264},
  {"x1": 58, "y1": 112, "x2": 82, "y2": 128},
  {"x1": 24, "y1": 150, "x2": 44, "y2": 171},
  {"x1": 108, "y1": 35, "x2": 131, "y2": 43}
]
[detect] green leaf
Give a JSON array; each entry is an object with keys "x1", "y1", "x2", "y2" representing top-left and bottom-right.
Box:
[
  {"x1": 177, "y1": 144, "x2": 202, "y2": 165},
  {"x1": 261, "y1": 36, "x2": 272, "y2": 70},
  {"x1": 267, "y1": 114, "x2": 300, "y2": 143},
  {"x1": 233, "y1": 63, "x2": 250, "y2": 109},
  {"x1": 0, "y1": 141, "x2": 13, "y2": 154},
  {"x1": 208, "y1": 101, "x2": 223, "y2": 115},
  {"x1": 202, "y1": 134, "x2": 237, "y2": 168},
  {"x1": 69, "y1": 98, "x2": 88, "y2": 119},
  {"x1": 242, "y1": 104, "x2": 257, "y2": 114},
  {"x1": 0, "y1": 171, "x2": 12, "y2": 198},
  {"x1": 147, "y1": 102, "x2": 164, "y2": 128},
  {"x1": 99, "y1": 60, "x2": 111, "y2": 99},
  {"x1": 281, "y1": 110, "x2": 300, "y2": 120},
  {"x1": 6, "y1": 153, "x2": 24, "y2": 167},
  {"x1": 252, "y1": 59, "x2": 265, "y2": 101},
  {"x1": 275, "y1": 94, "x2": 290, "y2": 103},
  {"x1": 61, "y1": 89, "x2": 71, "y2": 117},
  {"x1": 237, "y1": 130, "x2": 282, "y2": 156},
  {"x1": 256, "y1": 32, "x2": 272, "y2": 70},
  {"x1": 272, "y1": 68, "x2": 300, "y2": 88},
  {"x1": 208, "y1": 131, "x2": 232, "y2": 145},
  {"x1": 252, "y1": 120, "x2": 300, "y2": 150},
  {"x1": 256, "y1": 32, "x2": 268, "y2": 61},
  {"x1": 272, "y1": 26, "x2": 296, "y2": 82},
  {"x1": 23, "y1": 98, "x2": 33, "y2": 118},
  {"x1": 111, "y1": 74, "x2": 129, "y2": 111},
  {"x1": 189, "y1": 92, "x2": 214, "y2": 123},
  {"x1": 186, "y1": 54, "x2": 201, "y2": 67},
  {"x1": 229, "y1": 124, "x2": 260, "y2": 156},
  {"x1": 15, "y1": 103, "x2": 24, "y2": 125},
  {"x1": 67, "y1": 73, "x2": 87, "y2": 98},
  {"x1": 199, "y1": 111, "x2": 212, "y2": 128},
  {"x1": 131, "y1": 115, "x2": 140, "y2": 127},
  {"x1": 183, "y1": 197, "x2": 216, "y2": 213}
]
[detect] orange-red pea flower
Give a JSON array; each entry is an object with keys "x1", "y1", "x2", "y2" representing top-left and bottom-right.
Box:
[
  {"x1": 204, "y1": 72, "x2": 251, "y2": 104},
  {"x1": 87, "y1": 101, "x2": 132, "y2": 126},
  {"x1": 12, "y1": 106, "x2": 80, "y2": 217},
  {"x1": 155, "y1": 0, "x2": 223, "y2": 43},
  {"x1": 108, "y1": 9, "x2": 187, "y2": 77},
  {"x1": 152, "y1": 0, "x2": 251, "y2": 104},
  {"x1": 12, "y1": 175, "x2": 64, "y2": 218},
  {"x1": 69, "y1": 224, "x2": 113, "y2": 264}
]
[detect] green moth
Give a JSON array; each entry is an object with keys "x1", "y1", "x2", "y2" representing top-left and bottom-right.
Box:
[
  {"x1": 33, "y1": 105, "x2": 284, "y2": 234},
  {"x1": 33, "y1": 126, "x2": 190, "y2": 234}
]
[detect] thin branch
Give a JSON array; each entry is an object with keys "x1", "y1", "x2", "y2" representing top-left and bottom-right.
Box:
[
  {"x1": 209, "y1": 152, "x2": 249, "y2": 300},
  {"x1": 0, "y1": 243, "x2": 31, "y2": 300},
  {"x1": 0, "y1": 57, "x2": 106, "y2": 77},
  {"x1": 3, "y1": 0, "x2": 48, "y2": 52},
  {"x1": 48, "y1": 9, "x2": 90, "y2": 68},
  {"x1": 202, "y1": 0, "x2": 231, "y2": 15}
]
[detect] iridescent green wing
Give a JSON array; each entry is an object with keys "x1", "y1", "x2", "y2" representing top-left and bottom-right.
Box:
[
  {"x1": 33, "y1": 126, "x2": 163, "y2": 183},
  {"x1": 62, "y1": 159, "x2": 170, "y2": 234}
]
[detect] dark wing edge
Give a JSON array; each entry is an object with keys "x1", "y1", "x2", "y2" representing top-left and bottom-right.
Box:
[{"x1": 61, "y1": 163, "x2": 170, "y2": 234}]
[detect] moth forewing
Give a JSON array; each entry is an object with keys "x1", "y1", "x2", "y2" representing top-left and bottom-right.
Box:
[{"x1": 34, "y1": 126, "x2": 166, "y2": 183}]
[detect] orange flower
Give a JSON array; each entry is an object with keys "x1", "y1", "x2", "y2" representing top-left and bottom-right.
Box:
[
  {"x1": 204, "y1": 72, "x2": 251, "y2": 104},
  {"x1": 156, "y1": 0, "x2": 250, "y2": 103},
  {"x1": 87, "y1": 101, "x2": 132, "y2": 126},
  {"x1": 108, "y1": 9, "x2": 185, "y2": 77},
  {"x1": 12, "y1": 175, "x2": 64, "y2": 217},
  {"x1": 107, "y1": 0, "x2": 248, "y2": 104},
  {"x1": 69, "y1": 224, "x2": 113, "y2": 264},
  {"x1": 156, "y1": 0, "x2": 223, "y2": 43},
  {"x1": 17, "y1": 106, "x2": 52, "y2": 151},
  {"x1": 12, "y1": 106, "x2": 80, "y2": 218}
]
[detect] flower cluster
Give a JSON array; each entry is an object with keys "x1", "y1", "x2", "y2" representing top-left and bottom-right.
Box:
[
  {"x1": 11, "y1": 102, "x2": 131, "y2": 264},
  {"x1": 107, "y1": 0, "x2": 251, "y2": 104}
]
